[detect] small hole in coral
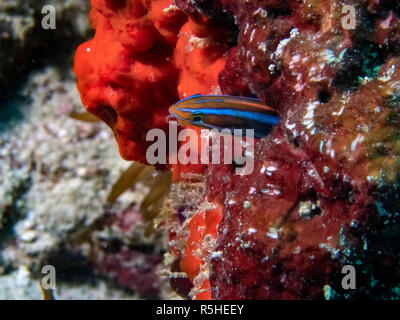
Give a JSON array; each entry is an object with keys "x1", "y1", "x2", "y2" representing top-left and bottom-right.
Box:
[
  {"x1": 292, "y1": 137, "x2": 301, "y2": 148},
  {"x1": 318, "y1": 90, "x2": 331, "y2": 104},
  {"x1": 232, "y1": 158, "x2": 246, "y2": 169},
  {"x1": 98, "y1": 105, "x2": 118, "y2": 126},
  {"x1": 285, "y1": 229, "x2": 298, "y2": 243},
  {"x1": 309, "y1": 206, "x2": 322, "y2": 218}
]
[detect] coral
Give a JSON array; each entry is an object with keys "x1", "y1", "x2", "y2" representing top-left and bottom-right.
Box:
[
  {"x1": 94, "y1": 247, "x2": 163, "y2": 298},
  {"x1": 173, "y1": 14, "x2": 229, "y2": 98},
  {"x1": 201, "y1": 0, "x2": 400, "y2": 299},
  {"x1": 74, "y1": 0, "x2": 185, "y2": 162},
  {"x1": 77, "y1": 204, "x2": 169, "y2": 299},
  {"x1": 74, "y1": 0, "x2": 400, "y2": 299},
  {"x1": 74, "y1": 0, "x2": 230, "y2": 163}
]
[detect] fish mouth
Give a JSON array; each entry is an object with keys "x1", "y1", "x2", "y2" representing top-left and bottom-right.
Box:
[{"x1": 168, "y1": 107, "x2": 190, "y2": 124}]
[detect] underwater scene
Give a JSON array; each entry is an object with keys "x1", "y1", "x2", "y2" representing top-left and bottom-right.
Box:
[{"x1": 0, "y1": 0, "x2": 400, "y2": 301}]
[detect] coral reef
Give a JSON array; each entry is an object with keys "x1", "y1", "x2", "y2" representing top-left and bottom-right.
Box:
[
  {"x1": 74, "y1": 0, "x2": 400, "y2": 299},
  {"x1": 74, "y1": 0, "x2": 184, "y2": 162},
  {"x1": 1, "y1": 0, "x2": 176, "y2": 300},
  {"x1": 74, "y1": 0, "x2": 229, "y2": 163},
  {"x1": 0, "y1": 68, "x2": 171, "y2": 299}
]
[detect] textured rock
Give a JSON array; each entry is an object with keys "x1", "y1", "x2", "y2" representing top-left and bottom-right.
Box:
[
  {"x1": 171, "y1": 0, "x2": 400, "y2": 300},
  {"x1": 0, "y1": 266, "x2": 42, "y2": 300},
  {"x1": 74, "y1": 0, "x2": 400, "y2": 299},
  {"x1": 0, "y1": 67, "x2": 169, "y2": 299}
]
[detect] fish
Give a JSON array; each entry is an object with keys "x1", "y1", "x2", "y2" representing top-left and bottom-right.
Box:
[{"x1": 168, "y1": 95, "x2": 280, "y2": 138}]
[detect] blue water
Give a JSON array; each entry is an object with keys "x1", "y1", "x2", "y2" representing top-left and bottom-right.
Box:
[{"x1": 0, "y1": 94, "x2": 27, "y2": 132}]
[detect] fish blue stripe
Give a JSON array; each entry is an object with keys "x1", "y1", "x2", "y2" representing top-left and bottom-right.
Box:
[
  {"x1": 175, "y1": 94, "x2": 202, "y2": 105},
  {"x1": 176, "y1": 94, "x2": 260, "y2": 106},
  {"x1": 195, "y1": 99, "x2": 225, "y2": 104},
  {"x1": 177, "y1": 108, "x2": 280, "y2": 125},
  {"x1": 170, "y1": 113, "x2": 186, "y2": 122}
]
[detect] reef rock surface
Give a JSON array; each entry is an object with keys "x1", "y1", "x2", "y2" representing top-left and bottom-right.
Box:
[{"x1": 74, "y1": 0, "x2": 400, "y2": 300}]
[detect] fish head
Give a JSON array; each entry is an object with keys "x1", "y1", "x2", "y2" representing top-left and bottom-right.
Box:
[{"x1": 169, "y1": 95, "x2": 210, "y2": 128}]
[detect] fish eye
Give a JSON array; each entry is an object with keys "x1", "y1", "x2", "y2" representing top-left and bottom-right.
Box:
[{"x1": 191, "y1": 113, "x2": 204, "y2": 123}]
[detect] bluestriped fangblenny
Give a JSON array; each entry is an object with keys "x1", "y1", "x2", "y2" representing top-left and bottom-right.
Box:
[{"x1": 169, "y1": 95, "x2": 280, "y2": 138}]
